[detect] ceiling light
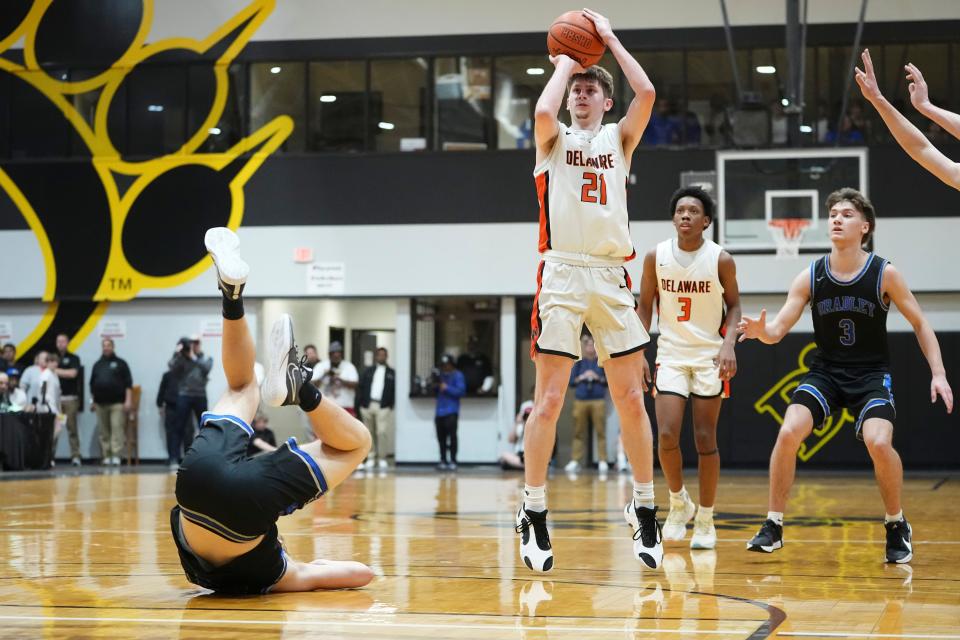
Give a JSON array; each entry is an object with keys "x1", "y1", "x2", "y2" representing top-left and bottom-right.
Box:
[
  {"x1": 319, "y1": 95, "x2": 337, "y2": 103},
  {"x1": 526, "y1": 68, "x2": 545, "y2": 75},
  {"x1": 378, "y1": 122, "x2": 395, "y2": 130},
  {"x1": 208, "y1": 127, "x2": 222, "y2": 135},
  {"x1": 147, "y1": 104, "x2": 164, "y2": 112},
  {"x1": 756, "y1": 65, "x2": 776, "y2": 74},
  {"x1": 799, "y1": 124, "x2": 813, "y2": 134},
  {"x1": 270, "y1": 66, "x2": 281, "y2": 74}
]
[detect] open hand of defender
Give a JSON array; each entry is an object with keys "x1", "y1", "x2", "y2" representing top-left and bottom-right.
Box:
[
  {"x1": 737, "y1": 309, "x2": 767, "y2": 342},
  {"x1": 906, "y1": 63, "x2": 931, "y2": 112}
]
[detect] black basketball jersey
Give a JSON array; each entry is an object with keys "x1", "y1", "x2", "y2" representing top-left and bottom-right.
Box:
[{"x1": 809, "y1": 253, "x2": 890, "y2": 367}]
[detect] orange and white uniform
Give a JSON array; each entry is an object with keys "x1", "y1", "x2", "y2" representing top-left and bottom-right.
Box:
[
  {"x1": 653, "y1": 238, "x2": 728, "y2": 398},
  {"x1": 531, "y1": 122, "x2": 649, "y2": 363}
]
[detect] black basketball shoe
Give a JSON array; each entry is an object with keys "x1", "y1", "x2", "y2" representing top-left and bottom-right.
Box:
[
  {"x1": 884, "y1": 518, "x2": 913, "y2": 564},
  {"x1": 516, "y1": 504, "x2": 553, "y2": 572},
  {"x1": 746, "y1": 519, "x2": 783, "y2": 553}
]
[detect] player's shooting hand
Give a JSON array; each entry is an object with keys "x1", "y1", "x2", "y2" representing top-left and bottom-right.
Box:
[
  {"x1": 906, "y1": 63, "x2": 931, "y2": 112},
  {"x1": 639, "y1": 356, "x2": 651, "y2": 393},
  {"x1": 549, "y1": 54, "x2": 584, "y2": 74},
  {"x1": 582, "y1": 8, "x2": 613, "y2": 43},
  {"x1": 854, "y1": 49, "x2": 883, "y2": 103},
  {"x1": 931, "y1": 374, "x2": 953, "y2": 414},
  {"x1": 716, "y1": 344, "x2": 737, "y2": 380},
  {"x1": 737, "y1": 309, "x2": 767, "y2": 343}
]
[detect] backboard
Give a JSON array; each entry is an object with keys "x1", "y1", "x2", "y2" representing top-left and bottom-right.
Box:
[{"x1": 717, "y1": 148, "x2": 868, "y2": 254}]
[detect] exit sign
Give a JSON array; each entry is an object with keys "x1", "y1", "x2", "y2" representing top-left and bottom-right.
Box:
[{"x1": 293, "y1": 247, "x2": 314, "y2": 263}]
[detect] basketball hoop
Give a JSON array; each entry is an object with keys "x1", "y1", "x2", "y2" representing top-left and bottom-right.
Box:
[{"x1": 768, "y1": 219, "x2": 810, "y2": 259}]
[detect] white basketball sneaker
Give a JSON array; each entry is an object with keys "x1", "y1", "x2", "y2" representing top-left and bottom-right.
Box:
[
  {"x1": 516, "y1": 504, "x2": 554, "y2": 573},
  {"x1": 204, "y1": 227, "x2": 249, "y2": 300},
  {"x1": 690, "y1": 514, "x2": 717, "y2": 550},
  {"x1": 662, "y1": 492, "x2": 696, "y2": 541},
  {"x1": 261, "y1": 314, "x2": 306, "y2": 407},
  {"x1": 624, "y1": 502, "x2": 664, "y2": 569}
]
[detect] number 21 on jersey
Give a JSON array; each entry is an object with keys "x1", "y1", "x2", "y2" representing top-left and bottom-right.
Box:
[{"x1": 581, "y1": 172, "x2": 607, "y2": 205}]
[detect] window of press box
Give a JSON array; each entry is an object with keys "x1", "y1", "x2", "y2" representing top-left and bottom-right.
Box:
[
  {"x1": 371, "y1": 58, "x2": 428, "y2": 152},
  {"x1": 411, "y1": 297, "x2": 500, "y2": 398},
  {"x1": 308, "y1": 60, "x2": 367, "y2": 152},
  {"x1": 250, "y1": 61, "x2": 306, "y2": 152},
  {"x1": 434, "y1": 56, "x2": 492, "y2": 151}
]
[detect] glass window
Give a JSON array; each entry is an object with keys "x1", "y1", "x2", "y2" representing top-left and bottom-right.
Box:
[
  {"x1": 883, "y1": 43, "x2": 950, "y2": 141},
  {"x1": 250, "y1": 61, "x2": 306, "y2": 152},
  {"x1": 494, "y1": 55, "x2": 549, "y2": 150},
  {"x1": 10, "y1": 68, "x2": 72, "y2": 158},
  {"x1": 308, "y1": 60, "x2": 367, "y2": 152},
  {"x1": 370, "y1": 58, "x2": 427, "y2": 152},
  {"x1": 624, "y1": 51, "x2": 686, "y2": 145},
  {"x1": 687, "y1": 49, "x2": 749, "y2": 147},
  {"x1": 435, "y1": 56, "x2": 492, "y2": 150},
  {"x1": 116, "y1": 65, "x2": 188, "y2": 158},
  {"x1": 411, "y1": 297, "x2": 500, "y2": 397},
  {"x1": 191, "y1": 63, "x2": 245, "y2": 153}
]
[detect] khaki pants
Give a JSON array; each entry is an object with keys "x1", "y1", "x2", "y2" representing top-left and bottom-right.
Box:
[
  {"x1": 360, "y1": 402, "x2": 394, "y2": 461},
  {"x1": 95, "y1": 403, "x2": 126, "y2": 459},
  {"x1": 61, "y1": 396, "x2": 81, "y2": 459},
  {"x1": 571, "y1": 398, "x2": 606, "y2": 465}
]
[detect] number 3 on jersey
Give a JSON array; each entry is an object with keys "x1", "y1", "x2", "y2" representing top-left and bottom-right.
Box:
[
  {"x1": 839, "y1": 318, "x2": 856, "y2": 346},
  {"x1": 581, "y1": 172, "x2": 607, "y2": 205},
  {"x1": 677, "y1": 297, "x2": 692, "y2": 322}
]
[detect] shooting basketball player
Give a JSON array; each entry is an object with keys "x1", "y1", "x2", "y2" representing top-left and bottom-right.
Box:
[
  {"x1": 637, "y1": 186, "x2": 741, "y2": 551},
  {"x1": 517, "y1": 8, "x2": 663, "y2": 573},
  {"x1": 856, "y1": 48, "x2": 960, "y2": 191},
  {"x1": 739, "y1": 189, "x2": 953, "y2": 563},
  {"x1": 169, "y1": 227, "x2": 374, "y2": 594}
]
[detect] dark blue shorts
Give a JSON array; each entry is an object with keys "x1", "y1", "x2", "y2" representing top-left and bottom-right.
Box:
[{"x1": 790, "y1": 365, "x2": 896, "y2": 440}]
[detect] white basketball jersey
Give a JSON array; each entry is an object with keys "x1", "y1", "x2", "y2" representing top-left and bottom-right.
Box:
[
  {"x1": 534, "y1": 122, "x2": 635, "y2": 261},
  {"x1": 655, "y1": 238, "x2": 725, "y2": 365}
]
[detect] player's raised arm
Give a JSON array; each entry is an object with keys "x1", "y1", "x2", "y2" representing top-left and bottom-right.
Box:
[
  {"x1": 534, "y1": 55, "x2": 582, "y2": 163},
  {"x1": 881, "y1": 264, "x2": 953, "y2": 413},
  {"x1": 738, "y1": 268, "x2": 810, "y2": 345},
  {"x1": 906, "y1": 63, "x2": 960, "y2": 142},
  {"x1": 582, "y1": 8, "x2": 654, "y2": 156},
  {"x1": 856, "y1": 49, "x2": 960, "y2": 191},
  {"x1": 717, "y1": 251, "x2": 741, "y2": 380}
]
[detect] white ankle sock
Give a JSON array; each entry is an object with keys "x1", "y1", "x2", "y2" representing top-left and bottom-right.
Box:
[
  {"x1": 884, "y1": 510, "x2": 903, "y2": 524},
  {"x1": 633, "y1": 481, "x2": 655, "y2": 509},
  {"x1": 767, "y1": 511, "x2": 784, "y2": 526},
  {"x1": 524, "y1": 485, "x2": 546, "y2": 512},
  {"x1": 669, "y1": 487, "x2": 688, "y2": 503},
  {"x1": 697, "y1": 505, "x2": 714, "y2": 520}
]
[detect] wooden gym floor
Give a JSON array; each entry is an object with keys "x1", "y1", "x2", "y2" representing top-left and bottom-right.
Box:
[{"x1": 0, "y1": 467, "x2": 957, "y2": 639}]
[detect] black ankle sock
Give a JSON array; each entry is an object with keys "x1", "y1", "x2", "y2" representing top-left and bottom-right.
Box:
[
  {"x1": 298, "y1": 383, "x2": 322, "y2": 412},
  {"x1": 221, "y1": 293, "x2": 244, "y2": 320}
]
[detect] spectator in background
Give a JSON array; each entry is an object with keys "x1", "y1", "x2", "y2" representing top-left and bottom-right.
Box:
[
  {"x1": 457, "y1": 335, "x2": 493, "y2": 394},
  {"x1": 359, "y1": 347, "x2": 396, "y2": 470},
  {"x1": 1, "y1": 343, "x2": 15, "y2": 370},
  {"x1": 246, "y1": 413, "x2": 278, "y2": 457},
  {"x1": 435, "y1": 354, "x2": 465, "y2": 471},
  {"x1": 169, "y1": 335, "x2": 213, "y2": 456},
  {"x1": 36, "y1": 352, "x2": 62, "y2": 464},
  {"x1": 3, "y1": 368, "x2": 26, "y2": 409},
  {"x1": 0, "y1": 372, "x2": 27, "y2": 411},
  {"x1": 705, "y1": 94, "x2": 733, "y2": 146},
  {"x1": 19, "y1": 351, "x2": 45, "y2": 406},
  {"x1": 304, "y1": 344, "x2": 321, "y2": 370},
  {"x1": 499, "y1": 400, "x2": 533, "y2": 470},
  {"x1": 565, "y1": 335, "x2": 608, "y2": 473},
  {"x1": 312, "y1": 341, "x2": 359, "y2": 416},
  {"x1": 825, "y1": 113, "x2": 865, "y2": 145},
  {"x1": 90, "y1": 338, "x2": 132, "y2": 466},
  {"x1": 157, "y1": 359, "x2": 183, "y2": 469},
  {"x1": 644, "y1": 98, "x2": 681, "y2": 145},
  {"x1": 53, "y1": 333, "x2": 83, "y2": 466}
]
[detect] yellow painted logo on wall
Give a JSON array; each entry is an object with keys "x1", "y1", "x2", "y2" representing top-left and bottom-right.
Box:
[
  {"x1": 754, "y1": 342, "x2": 854, "y2": 461},
  {"x1": 0, "y1": 0, "x2": 290, "y2": 355}
]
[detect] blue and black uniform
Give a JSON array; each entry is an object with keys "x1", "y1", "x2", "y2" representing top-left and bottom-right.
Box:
[
  {"x1": 790, "y1": 253, "x2": 896, "y2": 439},
  {"x1": 170, "y1": 412, "x2": 328, "y2": 594}
]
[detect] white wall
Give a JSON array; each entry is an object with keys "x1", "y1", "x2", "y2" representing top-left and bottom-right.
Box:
[{"x1": 141, "y1": 0, "x2": 960, "y2": 42}]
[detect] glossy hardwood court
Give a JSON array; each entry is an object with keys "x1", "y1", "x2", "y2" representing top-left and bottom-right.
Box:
[{"x1": 0, "y1": 467, "x2": 957, "y2": 639}]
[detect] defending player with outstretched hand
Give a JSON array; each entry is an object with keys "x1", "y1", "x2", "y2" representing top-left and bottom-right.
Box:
[{"x1": 855, "y1": 48, "x2": 960, "y2": 191}]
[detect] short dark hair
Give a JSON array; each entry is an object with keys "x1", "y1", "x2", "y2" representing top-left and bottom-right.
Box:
[
  {"x1": 826, "y1": 188, "x2": 875, "y2": 245},
  {"x1": 304, "y1": 344, "x2": 318, "y2": 352},
  {"x1": 2, "y1": 343, "x2": 14, "y2": 351},
  {"x1": 376, "y1": 347, "x2": 388, "y2": 354},
  {"x1": 669, "y1": 186, "x2": 715, "y2": 222},
  {"x1": 568, "y1": 65, "x2": 614, "y2": 99}
]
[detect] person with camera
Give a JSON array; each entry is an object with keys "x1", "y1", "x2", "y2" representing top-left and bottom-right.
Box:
[
  {"x1": 565, "y1": 335, "x2": 608, "y2": 473},
  {"x1": 169, "y1": 335, "x2": 213, "y2": 462},
  {"x1": 311, "y1": 341, "x2": 359, "y2": 417},
  {"x1": 435, "y1": 354, "x2": 466, "y2": 471}
]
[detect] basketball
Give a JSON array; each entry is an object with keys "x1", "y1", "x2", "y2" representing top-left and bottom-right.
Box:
[{"x1": 547, "y1": 11, "x2": 606, "y2": 68}]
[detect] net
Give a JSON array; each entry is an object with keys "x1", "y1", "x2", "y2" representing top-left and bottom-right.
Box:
[{"x1": 768, "y1": 219, "x2": 810, "y2": 259}]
